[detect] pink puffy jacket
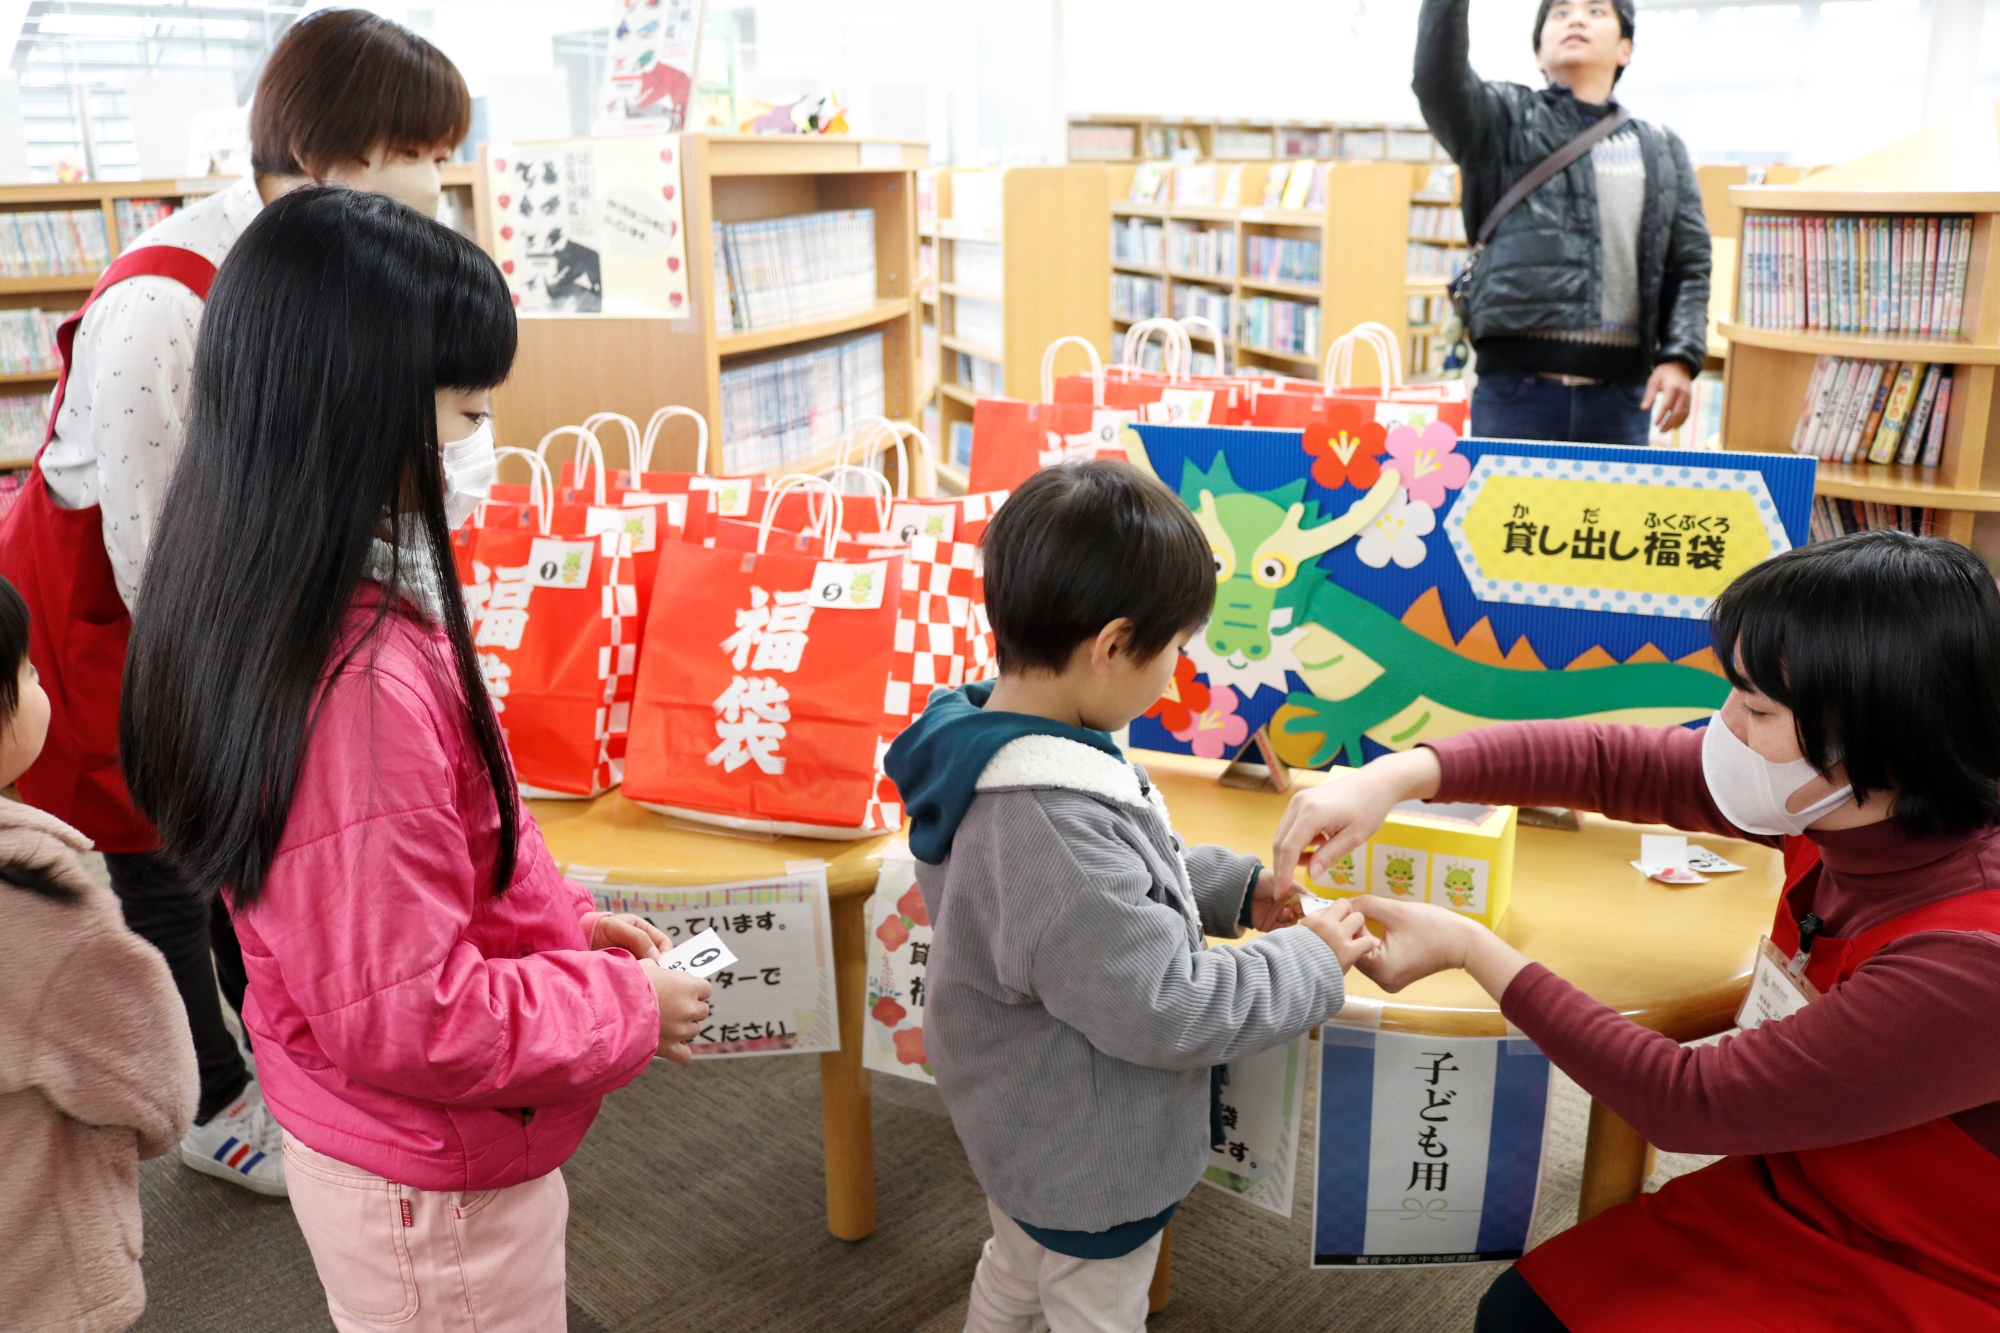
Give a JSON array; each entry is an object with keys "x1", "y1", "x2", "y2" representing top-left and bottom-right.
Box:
[{"x1": 235, "y1": 586, "x2": 660, "y2": 1191}]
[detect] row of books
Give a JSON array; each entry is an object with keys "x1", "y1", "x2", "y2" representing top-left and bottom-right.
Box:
[
  {"x1": 1170, "y1": 284, "x2": 1232, "y2": 332},
  {"x1": 0, "y1": 209, "x2": 112, "y2": 279},
  {"x1": 1408, "y1": 291, "x2": 1451, "y2": 328},
  {"x1": 1112, "y1": 217, "x2": 1163, "y2": 268},
  {"x1": 1409, "y1": 203, "x2": 1467, "y2": 243},
  {"x1": 1788, "y1": 355, "x2": 1952, "y2": 466},
  {"x1": 0, "y1": 308, "x2": 62, "y2": 375},
  {"x1": 0, "y1": 394, "x2": 46, "y2": 464},
  {"x1": 1649, "y1": 370, "x2": 1726, "y2": 450},
  {"x1": 713, "y1": 209, "x2": 877, "y2": 333},
  {"x1": 1258, "y1": 161, "x2": 1328, "y2": 211},
  {"x1": 1245, "y1": 234, "x2": 1320, "y2": 285},
  {"x1": 1239, "y1": 295, "x2": 1319, "y2": 358},
  {"x1": 112, "y1": 197, "x2": 175, "y2": 252},
  {"x1": 1738, "y1": 214, "x2": 1970, "y2": 337},
  {"x1": 1810, "y1": 496, "x2": 1937, "y2": 541},
  {"x1": 1407, "y1": 243, "x2": 1469, "y2": 282},
  {"x1": 716, "y1": 331, "x2": 884, "y2": 474},
  {"x1": 952, "y1": 350, "x2": 1002, "y2": 398},
  {"x1": 1112, "y1": 274, "x2": 1166, "y2": 322},
  {"x1": 1169, "y1": 222, "x2": 1234, "y2": 279}
]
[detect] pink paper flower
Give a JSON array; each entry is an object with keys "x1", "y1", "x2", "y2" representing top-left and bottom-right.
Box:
[
  {"x1": 1171, "y1": 683, "x2": 1251, "y2": 759},
  {"x1": 1382, "y1": 421, "x2": 1471, "y2": 510},
  {"x1": 893, "y1": 1026, "x2": 929, "y2": 1067},
  {"x1": 875, "y1": 914, "x2": 910, "y2": 952}
]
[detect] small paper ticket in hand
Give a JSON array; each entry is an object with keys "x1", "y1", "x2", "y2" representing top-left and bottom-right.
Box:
[{"x1": 657, "y1": 928, "x2": 738, "y2": 979}]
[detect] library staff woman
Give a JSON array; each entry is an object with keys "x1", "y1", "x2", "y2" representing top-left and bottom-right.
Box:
[
  {"x1": 0, "y1": 9, "x2": 471, "y2": 1201},
  {"x1": 1414, "y1": 0, "x2": 1710, "y2": 445},
  {"x1": 1271, "y1": 531, "x2": 2000, "y2": 1332}
]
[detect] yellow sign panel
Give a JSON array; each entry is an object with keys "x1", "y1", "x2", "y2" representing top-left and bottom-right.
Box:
[{"x1": 1458, "y1": 475, "x2": 1777, "y2": 603}]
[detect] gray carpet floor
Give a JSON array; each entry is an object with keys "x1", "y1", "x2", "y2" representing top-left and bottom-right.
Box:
[{"x1": 130, "y1": 1048, "x2": 1714, "y2": 1333}]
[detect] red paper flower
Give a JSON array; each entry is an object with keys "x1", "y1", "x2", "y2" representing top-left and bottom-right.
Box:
[
  {"x1": 871, "y1": 995, "x2": 907, "y2": 1028},
  {"x1": 875, "y1": 914, "x2": 910, "y2": 952},
  {"x1": 1144, "y1": 654, "x2": 1210, "y2": 734},
  {"x1": 893, "y1": 1026, "x2": 929, "y2": 1066},
  {"x1": 896, "y1": 885, "x2": 929, "y2": 927},
  {"x1": 1302, "y1": 416, "x2": 1386, "y2": 493}
]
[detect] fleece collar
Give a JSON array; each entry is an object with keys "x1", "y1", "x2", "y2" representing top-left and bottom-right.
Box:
[{"x1": 976, "y1": 734, "x2": 1148, "y2": 809}]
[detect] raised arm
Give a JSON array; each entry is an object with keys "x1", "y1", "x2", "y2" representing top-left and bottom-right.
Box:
[{"x1": 1413, "y1": 0, "x2": 1512, "y2": 182}]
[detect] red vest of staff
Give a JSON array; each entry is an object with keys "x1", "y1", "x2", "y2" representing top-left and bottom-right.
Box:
[
  {"x1": 0, "y1": 246, "x2": 217, "y2": 851},
  {"x1": 1520, "y1": 836, "x2": 2000, "y2": 1331}
]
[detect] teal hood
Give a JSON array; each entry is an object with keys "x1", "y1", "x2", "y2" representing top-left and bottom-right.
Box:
[{"x1": 883, "y1": 680, "x2": 1125, "y2": 864}]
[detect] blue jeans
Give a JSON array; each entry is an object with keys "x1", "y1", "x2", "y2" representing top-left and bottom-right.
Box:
[{"x1": 1471, "y1": 371, "x2": 1651, "y2": 445}]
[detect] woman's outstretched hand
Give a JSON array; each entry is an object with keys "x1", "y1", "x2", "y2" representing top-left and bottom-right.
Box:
[
  {"x1": 1272, "y1": 748, "x2": 1445, "y2": 885},
  {"x1": 1351, "y1": 896, "x2": 1533, "y2": 1002}
]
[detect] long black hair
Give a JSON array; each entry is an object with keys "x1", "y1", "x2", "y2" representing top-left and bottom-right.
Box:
[
  {"x1": 122, "y1": 186, "x2": 518, "y2": 909},
  {"x1": 0, "y1": 575, "x2": 71, "y2": 901},
  {"x1": 1711, "y1": 529, "x2": 2000, "y2": 837}
]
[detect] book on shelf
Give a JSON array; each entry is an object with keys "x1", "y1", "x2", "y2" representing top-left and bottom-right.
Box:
[
  {"x1": 1789, "y1": 354, "x2": 1952, "y2": 466},
  {"x1": 952, "y1": 296, "x2": 1003, "y2": 352},
  {"x1": 1740, "y1": 214, "x2": 1970, "y2": 337},
  {"x1": 1070, "y1": 124, "x2": 1136, "y2": 161},
  {"x1": 0, "y1": 209, "x2": 111, "y2": 279},
  {"x1": 1407, "y1": 242, "x2": 1469, "y2": 281},
  {"x1": 1170, "y1": 283, "x2": 1232, "y2": 333},
  {"x1": 1218, "y1": 164, "x2": 1246, "y2": 207},
  {"x1": 1281, "y1": 128, "x2": 1334, "y2": 158},
  {"x1": 1112, "y1": 273, "x2": 1166, "y2": 322},
  {"x1": 0, "y1": 394, "x2": 46, "y2": 464},
  {"x1": 1113, "y1": 217, "x2": 1164, "y2": 268},
  {"x1": 1810, "y1": 495, "x2": 1936, "y2": 541},
  {"x1": 952, "y1": 240, "x2": 1003, "y2": 294},
  {"x1": 1245, "y1": 233, "x2": 1321, "y2": 285},
  {"x1": 112, "y1": 198, "x2": 175, "y2": 252},
  {"x1": 1259, "y1": 164, "x2": 1290, "y2": 208},
  {"x1": 1169, "y1": 221, "x2": 1234, "y2": 278},
  {"x1": 1387, "y1": 128, "x2": 1438, "y2": 161},
  {"x1": 1127, "y1": 162, "x2": 1169, "y2": 204},
  {"x1": 1143, "y1": 125, "x2": 1203, "y2": 159},
  {"x1": 1173, "y1": 163, "x2": 1218, "y2": 207},
  {"x1": 717, "y1": 330, "x2": 885, "y2": 474},
  {"x1": 1213, "y1": 128, "x2": 1275, "y2": 159},
  {"x1": 0, "y1": 309, "x2": 62, "y2": 375},
  {"x1": 948, "y1": 419, "x2": 974, "y2": 469},
  {"x1": 1280, "y1": 161, "x2": 1318, "y2": 210},
  {"x1": 1339, "y1": 128, "x2": 1386, "y2": 159},
  {"x1": 953, "y1": 350, "x2": 1002, "y2": 397},
  {"x1": 712, "y1": 209, "x2": 877, "y2": 333},
  {"x1": 1412, "y1": 163, "x2": 1459, "y2": 204},
  {"x1": 1409, "y1": 203, "x2": 1467, "y2": 243},
  {"x1": 1239, "y1": 295, "x2": 1320, "y2": 359}
]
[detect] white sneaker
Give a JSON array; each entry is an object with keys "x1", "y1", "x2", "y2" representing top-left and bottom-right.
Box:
[{"x1": 179, "y1": 1079, "x2": 288, "y2": 1197}]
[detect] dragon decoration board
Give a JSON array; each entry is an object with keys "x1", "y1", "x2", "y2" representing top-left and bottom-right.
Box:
[{"x1": 1121, "y1": 422, "x2": 1816, "y2": 769}]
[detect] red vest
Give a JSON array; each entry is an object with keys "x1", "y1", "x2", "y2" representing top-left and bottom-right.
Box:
[
  {"x1": 1519, "y1": 837, "x2": 2000, "y2": 1331},
  {"x1": 0, "y1": 246, "x2": 217, "y2": 851}
]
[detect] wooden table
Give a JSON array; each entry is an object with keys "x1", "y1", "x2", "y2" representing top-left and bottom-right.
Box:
[
  {"x1": 532, "y1": 751, "x2": 1782, "y2": 1260},
  {"x1": 530, "y1": 794, "x2": 891, "y2": 1242}
]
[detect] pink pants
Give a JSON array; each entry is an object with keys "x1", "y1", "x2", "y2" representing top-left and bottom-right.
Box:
[{"x1": 283, "y1": 1136, "x2": 569, "y2": 1333}]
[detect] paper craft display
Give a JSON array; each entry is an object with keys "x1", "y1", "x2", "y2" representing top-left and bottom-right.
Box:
[
  {"x1": 1301, "y1": 777, "x2": 1519, "y2": 929},
  {"x1": 657, "y1": 927, "x2": 737, "y2": 978},
  {"x1": 1315, "y1": 1028, "x2": 1553, "y2": 1266},
  {"x1": 593, "y1": 0, "x2": 704, "y2": 135},
  {"x1": 1202, "y1": 1032, "x2": 1309, "y2": 1217},
  {"x1": 581, "y1": 863, "x2": 837, "y2": 1058},
  {"x1": 1120, "y1": 425, "x2": 1814, "y2": 773},
  {"x1": 862, "y1": 845, "x2": 934, "y2": 1084},
  {"x1": 487, "y1": 135, "x2": 690, "y2": 318}
]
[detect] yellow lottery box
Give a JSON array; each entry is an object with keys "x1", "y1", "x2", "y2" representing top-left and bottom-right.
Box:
[{"x1": 1300, "y1": 770, "x2": 1518, "y2": 929}]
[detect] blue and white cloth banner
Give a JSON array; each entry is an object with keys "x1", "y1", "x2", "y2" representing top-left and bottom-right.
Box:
[{"x1": 1314, "y1": 1026, "x2": 1552, "y2": 1266}]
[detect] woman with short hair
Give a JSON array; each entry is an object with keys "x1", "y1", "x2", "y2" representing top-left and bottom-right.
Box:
[{"x1": 0, "y1": 8, "x2": 473, "y2": 1197}]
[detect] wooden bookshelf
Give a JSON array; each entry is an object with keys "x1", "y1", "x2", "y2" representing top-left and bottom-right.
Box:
[
  {"x1": 925, "y1": 166, "x2": 1112, "y2": 476},
  {"x1": 474, "y1": 135, "x2": 928, "y2": 479},
  {"x1": 0, "y1": 176, "x2": 229, "y2": 317},
  {"x1": 1068, "y1": 114, "x2": 1440, "y2": 165},
  {"x1": 1720, "y1": 108, "x2": 2000, "y2": 550},
  {"x1": 1406, "y1": 161, "x2": 1467, "y2": 376},
  {"x1": 1105, "y1": 160, "x2": 1413, "y2": 383}
]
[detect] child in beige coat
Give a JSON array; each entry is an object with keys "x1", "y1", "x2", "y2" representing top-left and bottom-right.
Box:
[{"x1": 0, "y1": 573, "x2": 198, "y2": 1332}]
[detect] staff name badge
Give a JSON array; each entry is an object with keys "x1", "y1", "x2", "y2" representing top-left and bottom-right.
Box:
[{"x1": 1735, "y1": 936, "x2": 1820, "y2": 1030}]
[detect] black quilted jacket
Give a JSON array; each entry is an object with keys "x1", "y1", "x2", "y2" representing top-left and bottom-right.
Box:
[{"x1": 1414, "y1": 0, "x2": 1710, "y2": 382}]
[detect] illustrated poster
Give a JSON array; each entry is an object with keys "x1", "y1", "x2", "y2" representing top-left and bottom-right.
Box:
[
  {"x1": 1314, "y1": 1027, "x2": 1552, "y2": 1266},
  {"x1": 862, "y1": 843, "x2": 935, "y2": 1083},
  {"x1": 594, "y1": 0, "x2": 705, "y2": 135},
  {"x1": 579, "y1": 861, "x2": 837, "y2": 1058},
  {"x1": 487, "y1": 135, "x2": 690, "y2": 318},
  {"x1": 1201, "y1": 1031, "x2": 1309, "y2": 1217}
]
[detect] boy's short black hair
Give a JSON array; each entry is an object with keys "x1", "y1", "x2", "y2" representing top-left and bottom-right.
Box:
[
  {"x1": 1711, "y1": 529, "x2": 2000, "y2": 836},
  {"x1": 1532, "y1": 0, "x2": 1636, "y2": 82},
  {"x1": 982, "y1": 460, "x2": 1213, "y2": 674}
]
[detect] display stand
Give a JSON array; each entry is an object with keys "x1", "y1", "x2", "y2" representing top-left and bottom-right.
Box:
[
  {"x1": 1720, "y1": 107, "x2": 2000, "y2": 550},
  {"x1": 473, "y1": 135, "x2": 928, "y2": 479}
]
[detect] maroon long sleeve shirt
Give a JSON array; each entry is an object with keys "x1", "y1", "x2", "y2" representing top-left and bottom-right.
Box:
[{"x1": 1426, "y1": 721, "x2": 2000, "y2": 1158}]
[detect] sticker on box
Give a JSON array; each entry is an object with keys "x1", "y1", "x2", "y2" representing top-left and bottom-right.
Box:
[
  {"x1": 1430, "y1": 855, "x2": 1489, "y2": 915},
  {"x1": 1369, "y1": 845, "x2": 1428, "y2": 902}
]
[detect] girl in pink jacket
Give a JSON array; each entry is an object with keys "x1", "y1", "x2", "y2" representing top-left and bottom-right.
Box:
[{"x1": 120, "y1": 186, "x2": 711, "y2": 1333}]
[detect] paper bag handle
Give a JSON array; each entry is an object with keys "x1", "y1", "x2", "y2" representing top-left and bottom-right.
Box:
[
  {"x1": 1040, "y1": 335, "x2": 1105, "y2": 406},
  {"x1": 816, "y1": 464, "x2": 894, "y2": 534},
  {"x1": 1323, "y1": 321, "x2": 1404, "y2": 390},
  {"x1": 579, "y1": 412, "x2": 641, "y2": 480},
  {"x1": 534, "y1": 425, "x2": 607, "y2": 506},
  {"x1": 1177, "y1": 315, "x2": 1225, "y2": 364},
  {"x1": 837, "y1": 416, "x2": 911, "y2": 498},
  {"x1": 759, "y1": 473, "x2": 845, "y2": 557},
  {"x1": 640, "y1": 405, "x2": 709, "y2": 476},
  {"x1": 493, "y1": 447, "x2": 554, "y2": 536},
  {"x1": 1120, "y1": 318, "x2": 1190, "y2": 378}
]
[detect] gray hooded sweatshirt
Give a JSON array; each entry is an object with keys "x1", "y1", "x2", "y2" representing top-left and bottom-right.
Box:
[{"x1": 886, "y1": 684, "x2": 1350, "y2": 1233}]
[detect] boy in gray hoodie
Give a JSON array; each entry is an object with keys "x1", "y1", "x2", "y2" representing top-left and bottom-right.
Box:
[{"x1": 884, "y1": 459, "x2": 1376, "y2": 1333}]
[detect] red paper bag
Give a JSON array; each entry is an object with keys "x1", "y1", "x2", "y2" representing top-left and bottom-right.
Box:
[{"x1": 967, "y1": 336, "x2": 1136, "y2": 494}]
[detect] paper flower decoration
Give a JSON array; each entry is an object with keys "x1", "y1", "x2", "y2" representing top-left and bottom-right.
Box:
[
  {"x1": 1302, "y1": 419, "x2": 1385, "y2": 492},
  {"x1": 1383, "y1": 421, "x2": 1471, "y2": 509},
  {"x1": 871, "y1": 995, "x2": 907, "y2": 1028},
  {"x1": 875, "y1": 913, "x2": 910, "y2": 953},
  {"x1": 1171, "y1": 683, "x2": 1251, "y2": 759},
  {"x1": 893, "y1": 1026, "x2": 929, "y2": 1067},
  {"x1": 896, "y1": 884, "x2": 929, "y2": 928},
  {"x1": 1355, "y1": 488, "x2": 1438, "y2": 569},
  {"x1": 1145, "y1": 654, "x2": 1210, "y2": 734}
]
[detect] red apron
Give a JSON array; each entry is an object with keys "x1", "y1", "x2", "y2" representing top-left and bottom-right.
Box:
[
  {"x1": 1519, "y1": 836, "x2": 2000, "y2": 1331},
  {"x1": 0, "y1": 246, "x2": 217, "y2": 851}
]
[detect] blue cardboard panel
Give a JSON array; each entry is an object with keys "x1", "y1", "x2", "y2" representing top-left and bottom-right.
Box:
[{"x1": 1124, "y1": 424, "x2": 1816, "y2": 768}]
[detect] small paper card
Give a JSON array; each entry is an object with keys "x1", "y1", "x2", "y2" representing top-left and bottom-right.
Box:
[
  {"x1": 1684, "y1": 846, "x2": 1745, "y2": 874},
  {"x1": 1632, "y1": 834, "x2": 1708, "y2": 884},
  {"x1": 656, "y1": 928, "x2": 737, "y2": 978}
]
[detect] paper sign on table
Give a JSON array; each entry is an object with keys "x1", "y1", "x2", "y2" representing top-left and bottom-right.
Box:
[
  {"x1": 586, "y1": 863, "x2": 836, "y2": 1058},
  {"x1": 1202, "y1": 1032, "x2": 1309, "y2": 1217},
  {"x1": 656, "y1": 928, "x2": 737, "y2": 978}
]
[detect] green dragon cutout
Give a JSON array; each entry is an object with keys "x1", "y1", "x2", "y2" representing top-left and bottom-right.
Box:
[{"x1": 1123, "y1": 430, "x2": 1730, "y2": 768}]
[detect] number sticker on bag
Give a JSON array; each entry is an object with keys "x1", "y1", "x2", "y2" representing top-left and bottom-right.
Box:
[
  {"x1": 526, "y1": 538, "x2": 595, "y2": 589},
  {"x1": 888, "y1": 503, "x2": 955, "y2": 544},
  {"x1": 810, "y1": 560, "x2": 888, "y2": 610},
  {"x1": 586, "y1": 504, "x2": 657, "y2": 552}
]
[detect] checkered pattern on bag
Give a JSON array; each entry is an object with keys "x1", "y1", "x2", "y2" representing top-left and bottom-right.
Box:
[
  {"x1": 862, "y1": 734, "x2": 904, "y2": 833},
  {"x1": 587, "y1": 530, "x2": 638, "y2": 794}
]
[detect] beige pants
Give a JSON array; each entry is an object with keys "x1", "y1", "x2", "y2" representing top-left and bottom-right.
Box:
[
  {"x1": 963, "y1": 1199, "x2": 1164, "y2": 1333},
  {"x1": 283, "y1": 1136, "x2": 569, "y2": 1333}
]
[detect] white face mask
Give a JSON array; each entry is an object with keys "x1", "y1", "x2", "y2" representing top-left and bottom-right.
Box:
[
  {"x1": 440, "y1": 418, "x2": 496, "y2": 531},
  {"x1": 1700, "y1": 711, "x2": 1853, "y2": 837}
]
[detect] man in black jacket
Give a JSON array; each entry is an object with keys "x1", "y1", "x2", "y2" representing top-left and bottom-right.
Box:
[{"x1": 1416, "y1": 0, "x2": 1709, "y2": 445}]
